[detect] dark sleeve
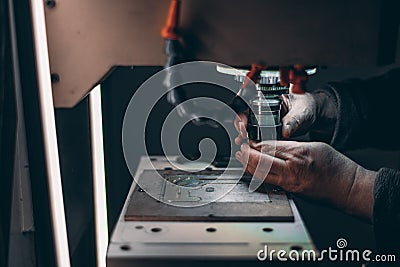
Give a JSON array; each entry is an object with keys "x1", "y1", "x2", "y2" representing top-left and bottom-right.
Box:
[
  {"x1": 317, "y1": 68, "x2": 400, "y2": 151},
  {"x1": 373, "y1": 168, "x2": 400, "y2": 258}
]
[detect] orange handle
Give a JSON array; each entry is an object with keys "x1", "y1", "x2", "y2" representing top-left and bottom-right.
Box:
[
  {"x1": 242, "y1": 64, "x2": 266, "y2": 89},
  {"x1": 161, "y1": 0, "x2": 181, "y2": 40},
  {"x1": 280, "y1": 65, "x2": 307, "y2": 94}
]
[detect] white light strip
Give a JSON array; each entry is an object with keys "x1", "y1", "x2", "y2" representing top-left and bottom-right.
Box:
[
  {"x1": 29, "y1": 1, "x2": 71, "y2": 267},
  {"x1": 89, "y1": 85, "x2": 108, "y2": 267}
]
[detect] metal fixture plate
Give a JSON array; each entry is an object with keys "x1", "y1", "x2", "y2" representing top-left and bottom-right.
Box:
[{"x1": 125, "y1": 169, "x2": 293, "y2": 222}]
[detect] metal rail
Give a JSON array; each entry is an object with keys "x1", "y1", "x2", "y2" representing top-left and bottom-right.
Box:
[
  {"x1": 89, "y1": 85, "x2": 108, "y2": 267},
  {"x1": 29, "y1": 0, "x2": 71, "y2": 266}
]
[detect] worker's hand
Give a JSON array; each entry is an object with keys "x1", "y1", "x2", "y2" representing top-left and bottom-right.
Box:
[
  {"x1": 236, "y1": 141, "x2": 376, "y2": 220},
  {"x1": 233, "y1": 92, "x2": 318, "y2": 144},
  {"x1": 234, "y1": 91, "x2": 337, "y2": 143},
  {"x1": 280, "y1": 91, "x2": 337, "y2": 139},
  {"x1": 234, "y1": 112, "x2": 248, "y2": 145},
  {"x1": 280, "y1": 93, "x2": 317, "y2": 138},
  {"x1": 234, "y1": 92, "x2": 317, "y2": 145}
]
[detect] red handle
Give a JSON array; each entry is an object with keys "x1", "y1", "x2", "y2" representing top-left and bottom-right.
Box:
[
  {"x1": 242, "y1": 64, "x2": 266, "y2": 89},
  {"x1": 161, "y1": 0, "x2": 181, "y2": 40},
  {"x1": 280, "y1": 65, "x2": 307, "y2": 94}
]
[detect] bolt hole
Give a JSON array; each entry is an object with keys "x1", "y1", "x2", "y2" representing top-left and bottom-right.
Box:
[
  {"x1": 206, "y1": 167, "x2": 213, "y2": 171},
  {"x1": 50, "y1": 73, "x2": 59, "y2": 83},
  {"x1": 290, "y1": 245, "x2": 303, "y2": 251},
  {"x1": 150, "y1": 227, "x2": 162, "y2": 233},
  {"x1": 150, "y1": 158, "x2": 157, "y2": 161},
  {"x1": 135, "y1": 225, "x2": 143, "y2": 229},
  {"x1": 205, "y1": 187, "x2": 214, "y2": 192},
  {"x1": 164, "y1": 167, "x2": 172, "y2": 170},
  {"x1": 45, "y1": 0, "x2": 56, "y2": 8},
  {"x1": 120, "y1": 245, "x2": 131, "y2": 251},
  {"x1": 206, "y1": 227, "x2": 217, "y2": 233},
  {"x1": 208, "y1": 214, "x2": 214, "y2": 218},
  {"x1": 262, "y1": 227, "x2": 274, "y2": 232}
]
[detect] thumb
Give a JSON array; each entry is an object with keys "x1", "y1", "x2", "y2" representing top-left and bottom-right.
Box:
[{"x1": 281, "y1": 111, "x2": 302, "y2": 138}]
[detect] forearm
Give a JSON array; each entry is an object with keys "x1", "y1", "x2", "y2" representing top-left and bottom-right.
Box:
[
  {"x1": 344, "y1": 166, "x2": 376, "y2": 221},
  {"x1": 313, "y1": 157, "x2": 375, "y2": 221}
]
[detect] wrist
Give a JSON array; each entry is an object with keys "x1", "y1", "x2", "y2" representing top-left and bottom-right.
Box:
[{"x1": 344, "y1": 165, "x2": 376, "y2": 221}]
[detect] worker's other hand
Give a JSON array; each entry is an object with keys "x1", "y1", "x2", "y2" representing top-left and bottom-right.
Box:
[
  {"x1": 236, "y1": 141, "x2": 375, "y2": 219},
  {"x1": 233, "y1": 93, "x2": 317, "y2": 144},
  {"x1": 234, "y1": 91, "x2": 337, "y2": 144},
  {"x1": 280, "y1": 93, "x2": 317, "y2": 138},
  {"x1": 280, "y1": 91, "x2": 337, "y2": 139},
  {"x1": 234, "y1": 112, "x2": 248, "y2": 145}
]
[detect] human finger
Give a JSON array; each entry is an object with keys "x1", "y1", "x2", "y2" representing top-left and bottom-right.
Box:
[
  {"x1": 253, "y1": 140, "x2": 302, "y2": 160},
  {"x1": 243, "y1": 153, "x2": 282, "y2": 186},
  {"x1": 280, "y1": 94, "x2": 291, "y2": 116},
  {"x1": 239, "y1": 143, "x2": 285, "y2": 175},
  {"x1": 281, "y1": 111, "x2": 304, "y2": 138}
]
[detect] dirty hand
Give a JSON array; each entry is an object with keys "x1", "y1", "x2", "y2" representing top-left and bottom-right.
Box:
[
  {"x1": 280, "y1": 91, "x2": 337, "y2": 138},
  {"x1": 234, "y1": 91, "x2": 337, "y2": 144},
  {"x1": 236, "y1": 141, "x2": 375, "y2": 220}
]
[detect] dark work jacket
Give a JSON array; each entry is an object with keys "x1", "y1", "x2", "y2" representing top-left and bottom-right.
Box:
[{"x1": 319, "y1": 68, "x2": 400, "y2": 259}]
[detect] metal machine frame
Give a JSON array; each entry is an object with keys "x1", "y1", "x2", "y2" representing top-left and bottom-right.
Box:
[
  {"x1": 42, "y1": 0, "x2": 385, "y2": 107},
  {"x1": 9, "y1": 1, "x2": 108, "y2": 266},
  {"x1": 107, "y1": 156, "x2": 316, "y2": 266}
]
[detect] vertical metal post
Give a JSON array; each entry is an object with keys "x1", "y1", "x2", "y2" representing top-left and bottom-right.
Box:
[
  {"x1": 89, "y1": 85, "x2": 108, "y2": 267},
  {"x1": 29, "y1": 0, "x2": 71, "y2": 266},
  {"x1": 8, "y1": 0, "x2": 36, "y2": 265}
]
